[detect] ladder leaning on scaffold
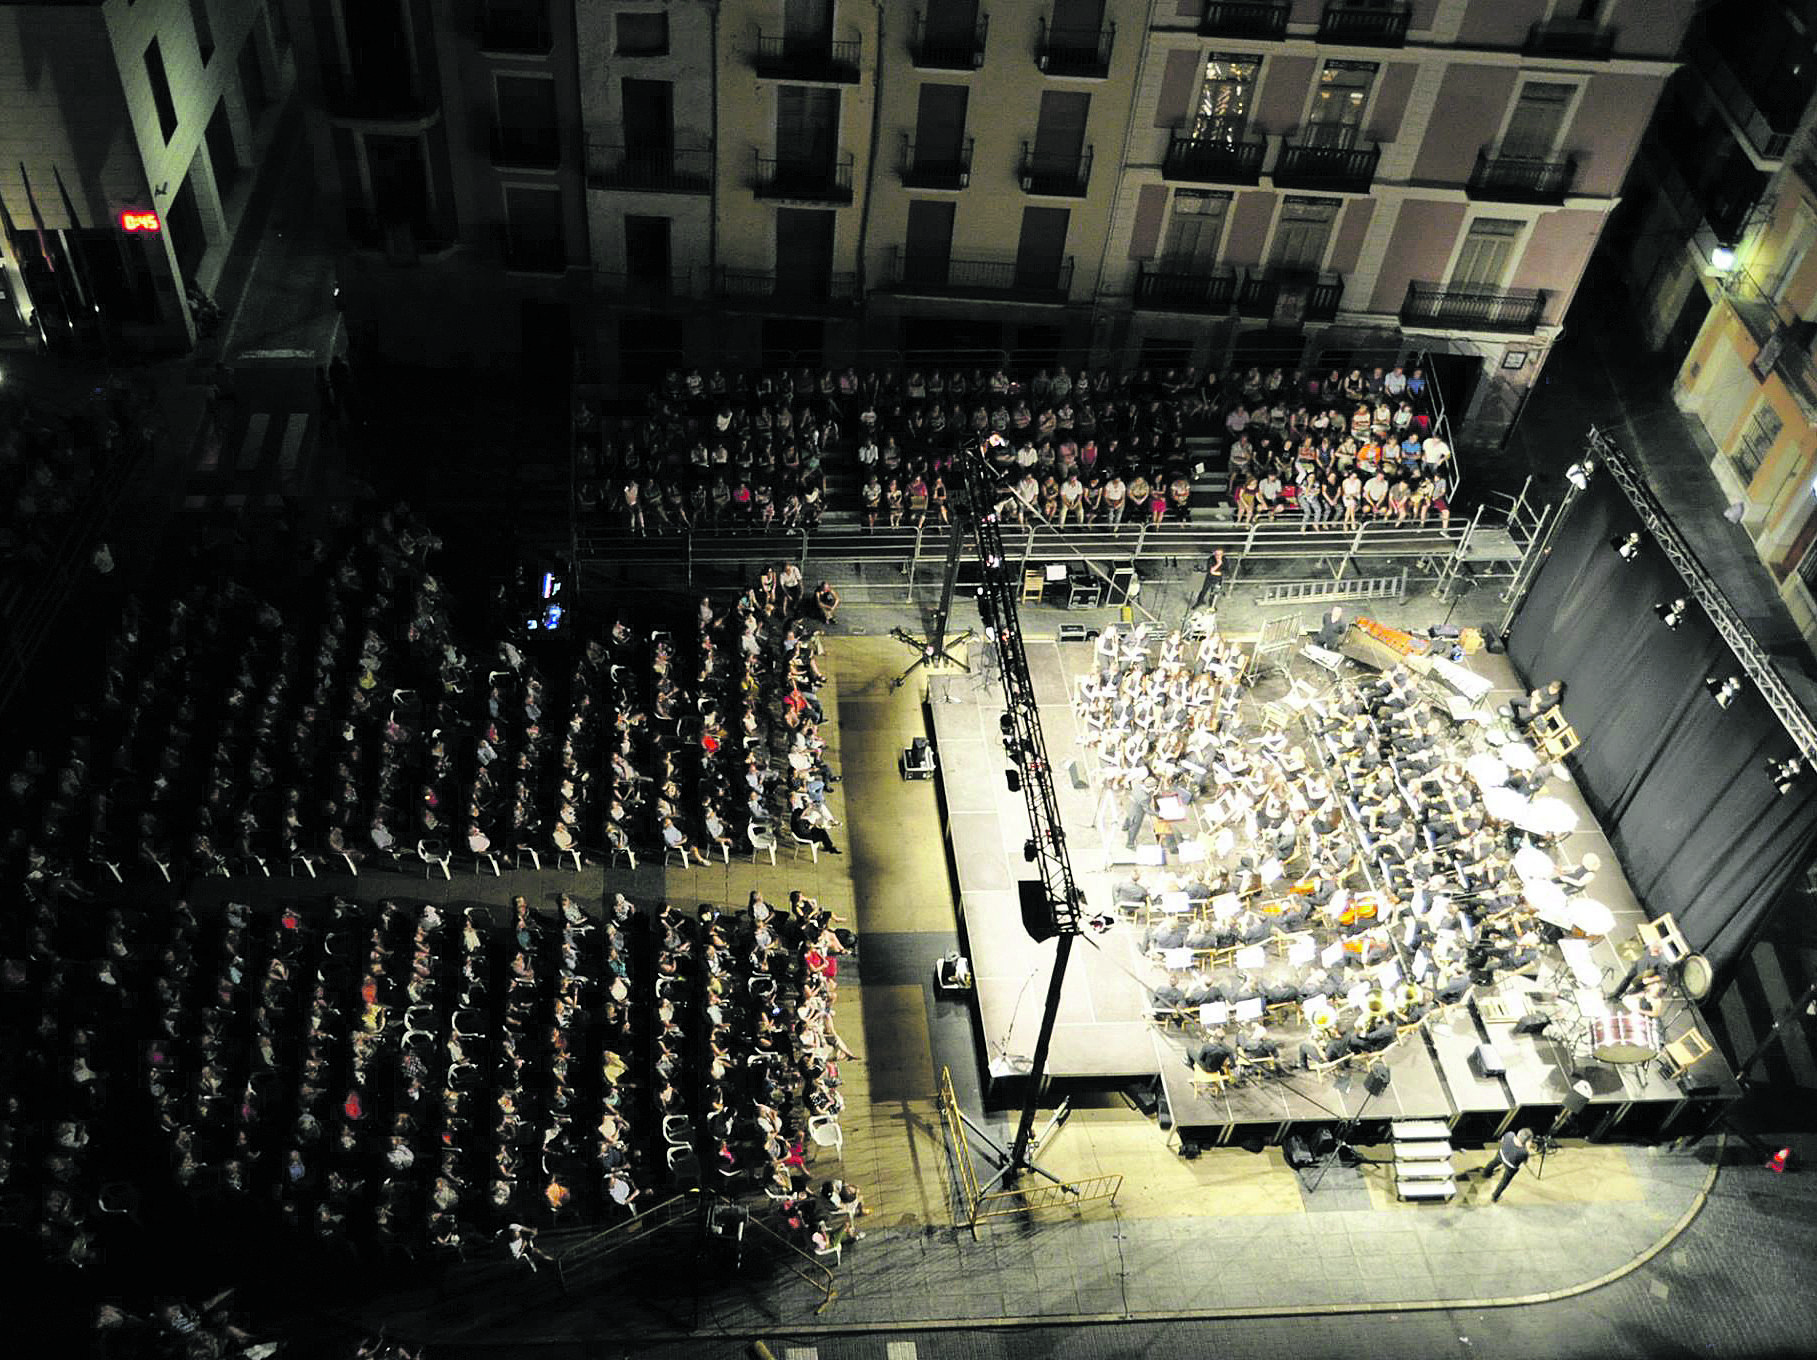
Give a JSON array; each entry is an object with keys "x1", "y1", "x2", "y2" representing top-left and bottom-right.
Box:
[{"x1": 937, "y1": 1066, "x2": 1123, "y2": 1238}]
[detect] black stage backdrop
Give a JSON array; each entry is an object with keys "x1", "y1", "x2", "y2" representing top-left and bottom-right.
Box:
[{"x1": 1507, "y1": 475, "x2": 1817, "y2": 976}]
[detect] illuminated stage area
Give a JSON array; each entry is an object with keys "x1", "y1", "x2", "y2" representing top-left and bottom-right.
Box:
[{"x1": 928, "y1": 627, "x2": 1739, "y2": 1151}]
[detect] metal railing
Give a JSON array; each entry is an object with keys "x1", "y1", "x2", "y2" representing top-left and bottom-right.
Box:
[
  {"x1": 1466, "y1": 148, "x2": 1578, "y2": 204},
  {"x1": 1401, "y1": 281, "x2": 1548, "y2": 333},
  {"x1": 755, "y1": 153, "x2": 855, "y2": 204},
  {"x1": 491, "y1": 125, "x2": 560, "y2": 169},
  {"x1": 1162, "y1": 129, "x2": 1266, "y2": 185},
  {"x1": 586, "y1": 143, "x2": 712, "y2": 194},
  {"x1": 477, "y1": 1, "x2": 551, "y2": 53},
  {"x1": 912, "y1": 9, "x2": 988, "y2": 69},
  {"x1": 1034, "y1": 19, "x2": 1114, "y2": 77},
  {"x1": 1274, "y1": 139, "x2": 1380, "y2": 192},
  {"x1": 1133, "y1": 263, "x2": 1239, "y2": 312},
  {"x1": 1686, "y1": 30, "x2": 1797, "y2": 161},
  {"x1": 1319, "y1": 2, "x2": 1410, "y2": 45},
  {"x1": 498, "y1": 227, "x2": 567, "y2": 274},
  {"x1": 1524, "y1": 18, "x2": 1615, "y2": 59},
  {"x1": 1237, "y1": 270, "x2": 1343, "y2": 321},
  {"x1": 754, "y1": 33, "x2": 862, "y2": 82},
  {"x1": 593, "y1": 268, "x2": 697, "y2": 301},
  {"x1": 1020, "y1": 143, "x2": 1092, "y2": 196},
  {"x1": 1719, "y1": 266, "x2": 1817, "y2": 422},
  {"x1": 1199, "y1": 0, "x2": 1290, "y2": 40},
  {"x1": 900, "y1": 135, "x2": 973, "y2": 190},
  {"x1": 883, "y1": 246, "x2": 1073, "y2": 300},
  {"x1": 715, "y1": 267, "x2": 858, "y2": 305}
]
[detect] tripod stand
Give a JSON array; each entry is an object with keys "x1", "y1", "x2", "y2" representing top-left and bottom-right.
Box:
[
  {"x1": 890, "y1": 509, "x2": 973, "y2": 689},
  {"x1": 1303, "y1": 1063, "x2": 1392, "y2": 1194}
]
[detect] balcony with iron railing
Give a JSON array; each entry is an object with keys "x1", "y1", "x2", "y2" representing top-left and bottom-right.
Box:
[
  {"x1": 322, "y1": 63, "x2": 440, "y2": 127},
  {"x1": 753, "y1": 33, "x2": 862, "y2": 83},
  {"x1": 1686, "y1": 27, "x2": 1800, "y2": 163},
  {"x1": 716, "y1": 267, "x2": 858, "y2": 307},
  {"x1": 1133, "y1": 262, "x2": 1239, "y2": 312},
  {"x1": 1020, "y1": 143, "x2": 1092, "y2": 196},
  {"x1": 900, "y1": 136, "x2": 973, "y2": 190},
  {"x1": 1273, "y1": 139, "x2": 1380, "y2": 192},
  {"x1": 491, "y1": 125, "x2": 561, "y2": 170},
  {"x1": 1236, "y1": 270, "x2": 1343, "y2": 322},
  {"x1": 499, "y1": 228, "x2": 567, "y2": 275},
  {"x1": 1035, "y1": 19, "x2": 1114, "y2": 78},
  {"x1": 1524, "y1": 17, "x2": 1615, "y2": 60},
  {"x1": 1401, "y1": 281, "x2": 1548, "y2": 333},
  {"x1": 883, "y1": 246, "x2": 1074, "y2": 301},
  {"x1": 1719, "y1": 267, "x2": 1817, "y2": 421},
  {"x1": 1199, "y1": 0, "x2": 1289, "y2": 40},
  {"x1": 911, "y1": 10, "x2": 988, "y2": 69},
  {"x1": 1466, "y1": 147, "x2": 1578, "y2": 205},
  {"x1": 477, "y1": 2, "x2": 552, "y2": 55},
  {"x1": 586, "y1": 143, "x2": 712, "y2": 194},
  {"x1": 1319, "y1": 2, "x2": 1410, "y2": 46},
  {"x1": 1162, "y1": 129, "x2": 1266, "y2": 185},
  {"x1": 754, "y1": 153, "x2": 855, "y2": 204},
  {"x1": 595, "y1": 268, "x2": 698, "y2": 302}
]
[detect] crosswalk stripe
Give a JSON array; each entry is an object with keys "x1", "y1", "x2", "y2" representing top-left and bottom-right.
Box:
[
  {"x1": 277, "y1": 413, "x2": 308, "y2": 476},
  {"x1": 236, "y1": 413, "x2": 271, "y2": 471}
]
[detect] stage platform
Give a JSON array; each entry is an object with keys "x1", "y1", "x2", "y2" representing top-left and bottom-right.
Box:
[{"x1": 926, "y1": 632, "x2": 1741, "y2": 1147}]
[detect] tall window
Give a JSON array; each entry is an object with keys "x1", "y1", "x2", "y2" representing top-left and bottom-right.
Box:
[
  {"x1": 1767, "y1": 210, "x2": 1817, "y2": 304},
  {"x1": 1305, "y1": 61, "x2": 1376, "y2": 149},
  {"x1": 144, "y1": 38, "x2": 179, "y2": 142},
  {"x1": 1733, "y1": 402, "x2": 1783, "y2": 481},
  {"x1": 615, "y1": 12, "x2": 669, "y2": 56},
  {"x1": 1194, "y1": 55, "x2": 1259, "y2": 142},
  {"x1": 1501, "y1": 83, "x2": 1573, "y2": 159},
  {"x1": 1449, "y1": 218, "x2": 1524, "y2": 289},
  {"x1": 189, "y1": 0, "x2": 215, "y2": 64},
  {"x1": 1269, "y1": 196, "x2": 1339, "y2": 274},
  {"x1": 1161, "y1": 191, "x2": 1229, "y2": 273}
]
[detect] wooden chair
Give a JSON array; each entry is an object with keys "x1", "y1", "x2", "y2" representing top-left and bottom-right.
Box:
[
  {"x1": 1659, "y1": 1029, "x2": 1714, "y2": 1081},
  {"x1": 1022, "y1": 568, "x2": 1045, "y2": 604},
  {"x1": 1530, "y1": 707, "x2": 1580, "y2": 761}
]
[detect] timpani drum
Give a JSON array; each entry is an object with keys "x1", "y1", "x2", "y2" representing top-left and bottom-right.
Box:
[{"x1": 1591, "y1": 1013, "x2": 1661, "y2": 1064}]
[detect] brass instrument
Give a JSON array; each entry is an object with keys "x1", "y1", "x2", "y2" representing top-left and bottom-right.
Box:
[
  {"x1": 1395, "y1": 981, "x2": 1424, "y2": 1017},
  {"x1": 1365, "y1": 989, "x2": 1388, "y2": 1018}
]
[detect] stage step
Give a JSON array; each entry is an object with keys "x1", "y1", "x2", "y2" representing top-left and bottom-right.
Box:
[
  {"x1": 1391, "y1": 1119, "x2": 1456, "y2": 1202},
  {"x1": 1396, "y1": 1176, "x2": 1457, "y2": 1201},
  {"x1": 1391, "y1": 1120, "x2": 1451, "y2": 1141},
  {"x1": 1395, "y1": 1141, "x2": 1454, "y2": 1162}
]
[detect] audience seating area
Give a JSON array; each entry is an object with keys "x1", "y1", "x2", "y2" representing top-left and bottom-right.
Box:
[
  {"x1": 0, "y1": 885, "x2": 852, "y2": 1270},
  {"x1": 572, "y1": 360, "x2": 1455, "y2": 540}
]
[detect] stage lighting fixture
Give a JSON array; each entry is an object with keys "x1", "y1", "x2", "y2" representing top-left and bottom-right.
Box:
[
  {"x1": 985, "y1": 553, "x2": 1002, "y2": 569},
  {"x1": 1655, "y1": 598, "x2": 1687, "y2": 629},
  {"x1": 1005, "y1": 768, "x2": 1021, "y2": 793},
  {"x1": 1023, "y1": 838, "x2": 1039, "y2": 862},
  {"x1": 1705, "y1": 676, "x2": 1742, "y2": 709},
  {"x1": 1769, "y1": 757, "x2": 1803, "y2": 796},
  {"x1": 1612, "y1": 532, "x2": 1641, "y2": 561},
  {"x1": 1000, "y1": 713, "x2": 1016, "y2": 738},
  {"x1": 1711, "y1": 243, "x2": 1737, "y2": 272},
  {"x1": 1565, "y1": 460, "x2": 1594, "y2": 490}
]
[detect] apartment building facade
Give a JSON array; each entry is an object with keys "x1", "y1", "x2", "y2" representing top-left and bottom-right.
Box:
[
  {"x1": 0, "y1": 0, "x2": 295, "y2": 350},
  {"x1": 1093, "y1": 0, "x2": 1692, "y2": 446},
  {"x1": 1674, "y1": 149, "x2": 1817, "y2": 654},
  {"x1": 1603, "y1": 0, "x2": 1817, "y2": 369},
  {"x1": 271, "y1": 0, "x2": 1691, "y2": 437}
]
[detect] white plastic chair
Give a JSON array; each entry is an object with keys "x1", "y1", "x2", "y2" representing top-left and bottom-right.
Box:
[
  {"x1": 788, "y1": 829, "x2": 820, "y2": 863},
  {"x1": 416, "y1": 839, "x2": 452, "y2": 881},
  {"x1": 748, "y1": 821, "x2": 778, "y2": 865},
  {"x1": 807, "y1": 1113, "x2": 843, "y2": 1157}
]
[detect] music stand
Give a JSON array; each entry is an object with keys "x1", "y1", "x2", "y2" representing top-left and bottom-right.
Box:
[{"x1": 1531, "y1": 1077, "x2": 1593, "y2": 1180}]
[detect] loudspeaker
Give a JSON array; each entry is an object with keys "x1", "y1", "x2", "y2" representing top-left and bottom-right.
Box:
[
  {"x1": 1285, "y1": 1134, "x2": 1314, "y2": 1168},
  {"x1": 1363, "y1": 1063, "x2": 1392, "y2": 1097},
  {"x1": 1485, "y1": 634, "x2": 1508, "y2": 654},
  {"x1": 1560, "y1": 1079, "x2": 1593, "y2": 1119},
  {"x1": 1513, "y1": 1012, "x2": 1551, "y2": 1037},
  {"x1": 1067, "y1": 760, "x2": 1089, "y2": 790},
  {"x1": 1019, "y1": 880, "x2": 1058, "y2": 942}
]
